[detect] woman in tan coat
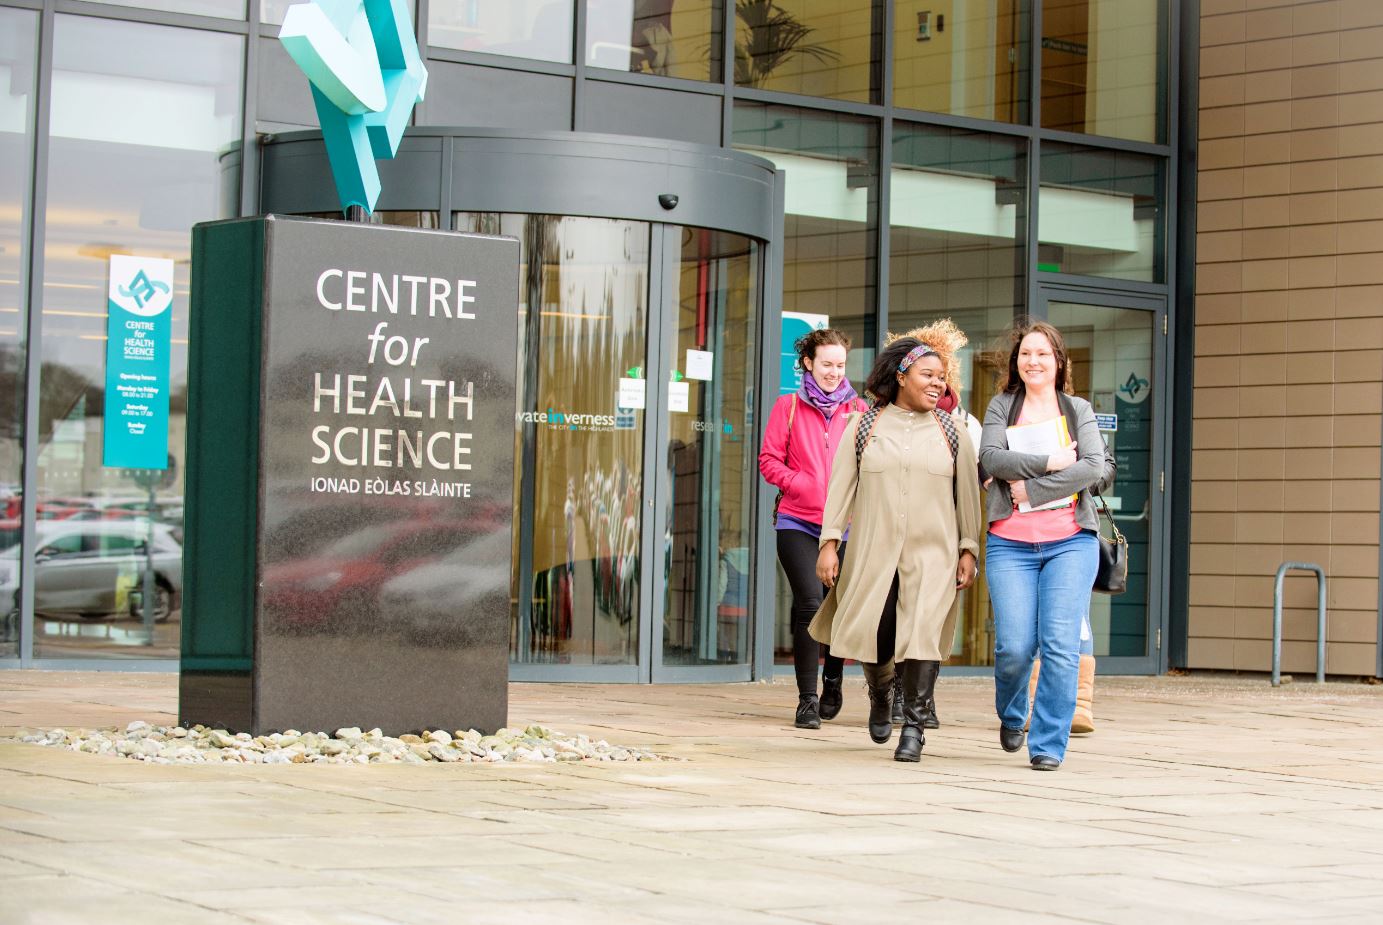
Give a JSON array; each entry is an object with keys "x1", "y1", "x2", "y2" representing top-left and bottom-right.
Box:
[{"x1": 810, "y1": 337, "x2": 982, "y2": 762}]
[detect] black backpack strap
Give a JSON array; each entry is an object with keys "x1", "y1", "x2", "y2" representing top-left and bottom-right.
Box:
[
  {"x1": 933, "y1": 409, "x2": 960, "y2": 503},
  {"x1": 854, "y1": 407, "x2": 881, "y2": 466}
]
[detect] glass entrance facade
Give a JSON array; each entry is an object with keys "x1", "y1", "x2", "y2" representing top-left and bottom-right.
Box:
[{"x1": 1, "y1": 0, "x2": 1186, "y2": 678}]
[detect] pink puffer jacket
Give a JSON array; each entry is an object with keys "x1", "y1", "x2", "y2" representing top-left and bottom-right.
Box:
[{"x1": 758, "y1": 392, "x2": 867, "y2": 525}]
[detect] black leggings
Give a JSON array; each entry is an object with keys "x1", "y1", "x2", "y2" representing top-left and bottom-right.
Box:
[
  {"x1": 777, "y1": 529, "x2": 846, "y2": 696},
  {"x1": 875, "y1": 572, "x2": 899, "y2": 667}
]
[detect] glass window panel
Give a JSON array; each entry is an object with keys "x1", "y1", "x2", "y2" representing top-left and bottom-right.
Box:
[
  {"x1": 733, "y1": 102, "x2": 876, "y2": 670},
  {"x1": 662, "y1": 228, "x2": 758, "y2": 666},
  {"x1": 734, "y1": 0, "x2": 879, "y2": 104},
  {"x1": 893, "y1": 0, "x2": 1029, "y2": 124},
  {"x1": 458, "y1": 212, "x2": 648, "y2": 667},
  {"x1": 429, "y1": 0, "x2": 574, "y2": 64},
  {"x1": 1048, "y1": 300, "x2": 1153, "y2": 658},
  {"x1": 0, "y1": 8, "x2": 37, "y2": 659},
  {"x1": 98, "y1": 0, "x2": 247, "y2": 19},
  {"x1": 1041, "y1": 0, "x2": 1165, "y2": 143},
  {"x1": 35, "y1": 17, "x2": 243, "y2": 659},
  {"x1": 264, "y1": 1, "x2": 417, "y2": 27},
  {"x1": 586, "y1": 0, "x2": 723, "y2": 81},
  {"x1": 1039, "y1": 142, "x2": 1163, "y2": 282},
  {"x1": 887, "y1": 124, "x2": 1024, "y2": 666}
]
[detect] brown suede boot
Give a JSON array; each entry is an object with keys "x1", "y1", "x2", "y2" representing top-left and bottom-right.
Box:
[{"x1": 1071, "y1": 655, "x2": 1096, "y2": 734}]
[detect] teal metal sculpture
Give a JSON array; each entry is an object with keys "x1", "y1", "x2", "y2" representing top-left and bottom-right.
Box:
[{"x1": 279, "y1": 0, "x2": 427, "y2": 215}]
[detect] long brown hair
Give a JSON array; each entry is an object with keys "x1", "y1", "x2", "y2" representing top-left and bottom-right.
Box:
[{"x1": 999, "y1": 319, "x2": 1074, "y2": 395}]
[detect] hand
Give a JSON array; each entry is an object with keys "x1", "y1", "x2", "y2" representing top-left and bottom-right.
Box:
[
  {"x1": 1009, "y1": 480, "x2": 1029, "y2": 507},
  {"x1": 1047, "y1": 445, "x2": 1078, "y2": 472},
  {"x1": 816, "y1": 542, "x2": 840, "y2": 588},
  {"x1": 956, "y1": 551, "x2": 977, "y2": 590}
]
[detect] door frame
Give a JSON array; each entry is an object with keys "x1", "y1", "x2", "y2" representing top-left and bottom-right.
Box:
[
  {"x1": 1036, "y1": 283, "x2": 1168, "y2": 676},
  {"x1": 647, "y1": 225, "x2": 759, "y2": 683}
]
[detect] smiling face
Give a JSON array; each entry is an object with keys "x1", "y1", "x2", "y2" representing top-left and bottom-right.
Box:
[
  {"x1": 1017, "y1": 331, "x2": 1059, "y2": 392},
  {"x1": 895, "y1": 354, "x2": 946, "y2": 412},
  {"x1": 803, "y1": 343, "x2": 848, "y2": 393}
]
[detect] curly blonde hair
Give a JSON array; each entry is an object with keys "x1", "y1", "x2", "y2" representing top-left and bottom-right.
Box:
[{"x1": 884, "y1": 318, "x2": 968, "y2": 393}]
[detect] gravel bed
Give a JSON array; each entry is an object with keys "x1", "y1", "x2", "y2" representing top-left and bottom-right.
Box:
[{"x1": 13, "y1": 721, "x2": 665, "y2": 765}]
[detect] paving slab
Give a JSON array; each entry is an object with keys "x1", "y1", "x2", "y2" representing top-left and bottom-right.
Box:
[{"x1": 1, "y1": 670, "x2": 1382, "y2": 922}]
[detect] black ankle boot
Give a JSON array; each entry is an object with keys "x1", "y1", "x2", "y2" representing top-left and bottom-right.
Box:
[
  {"x1": 861, "y1": 662, "x2": 894, "y2": 744},
  {"x1": 795, "y1": 694, "x2": 821, "y2": 729},
  {"x1": 893, "y1": 660, "x2": 933, "y2": 762},
  {"x1": 890, "y1": 675, "x2": 905, "y2": 725},
  {"x1": 920, "y1": 661, "x2": 941, "y2": 729},
  {"x1": 819, "y1": 675, "x2": 843, "y2": 721}
]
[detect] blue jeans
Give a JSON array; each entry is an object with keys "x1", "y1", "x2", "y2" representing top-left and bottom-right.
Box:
[{"x1": 986, "y1": 531, "x2": 1099, "y2": 762}]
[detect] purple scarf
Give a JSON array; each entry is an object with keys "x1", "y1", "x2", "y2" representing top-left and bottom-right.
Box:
[{"x1": 799, "y1": 375, "x2": 858, "y2": 421}]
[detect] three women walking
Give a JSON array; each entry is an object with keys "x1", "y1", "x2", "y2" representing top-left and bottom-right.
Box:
[
  {"x1": 809, "y1": 336, "x2": 981, "y2": 762},
  {"x1": 758, "y1": 329, "x2": 868, "y2": 729}
]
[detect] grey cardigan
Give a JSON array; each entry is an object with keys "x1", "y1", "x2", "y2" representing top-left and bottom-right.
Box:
[{"x1": 978, "y1": 390, "x2": 1116, "y2": 534}]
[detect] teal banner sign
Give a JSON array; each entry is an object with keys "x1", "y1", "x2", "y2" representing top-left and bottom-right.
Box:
[{"x1": 104, "y1": 254, "x2": 172, "y2": 470}]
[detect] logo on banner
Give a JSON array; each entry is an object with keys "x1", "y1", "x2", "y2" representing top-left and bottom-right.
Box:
[
  {"x1": 114, "y1": 269, "x2": 172, "y2": 316},
  {"x1": 278, "y1": 0, "x2": 428, "y2": 214}
]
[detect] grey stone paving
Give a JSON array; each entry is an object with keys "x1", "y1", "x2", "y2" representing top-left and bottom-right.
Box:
[{"x1": 1, "y1": 670, "x2": 1381, "y2": 923}]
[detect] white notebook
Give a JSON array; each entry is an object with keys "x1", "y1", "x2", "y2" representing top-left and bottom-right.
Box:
[{"x1": 1005, "y1": 417, "x2": 1078, "y2": 513}]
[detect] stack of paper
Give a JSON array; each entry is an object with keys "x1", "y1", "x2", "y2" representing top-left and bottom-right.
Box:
[{"x1": 1005, "y1": 417, "x2": 1078, "y2": 513}]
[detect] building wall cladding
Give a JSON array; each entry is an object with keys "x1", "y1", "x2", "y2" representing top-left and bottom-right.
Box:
[{"x1": 1192, "y1": 0, "x2": 1383, "y2": 675}]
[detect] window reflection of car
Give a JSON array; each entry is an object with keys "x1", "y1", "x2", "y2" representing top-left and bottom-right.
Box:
[
  {"x1": 260, "y1": 520, "x2": 478, "y2": 630},
  {"x1": 0, "y1": 521, "x2": 182, "y2": 623},
  {"x1": 376, "y1": 529, "x2": 512, "y2": 643}
]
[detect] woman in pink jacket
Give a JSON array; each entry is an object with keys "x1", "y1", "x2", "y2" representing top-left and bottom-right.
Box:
[{"x1": 759, "y1": 328, "x2": 868, "y2": 729}]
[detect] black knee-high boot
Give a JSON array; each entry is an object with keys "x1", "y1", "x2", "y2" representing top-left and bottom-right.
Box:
[
  {"x1": 894, "y1": 659, "x2": 939, "y2": 762},
  {"x1": 920, "y1": 660, "x2": 941, "y2": 729},
  {"x1": 860, "y1": 661, "x2": 895, "y2": 744}
]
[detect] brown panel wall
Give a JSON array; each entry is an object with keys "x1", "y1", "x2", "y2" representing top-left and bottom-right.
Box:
[{"x1": 1192, "y1": 0, "x2": 1383, "y2": 676}]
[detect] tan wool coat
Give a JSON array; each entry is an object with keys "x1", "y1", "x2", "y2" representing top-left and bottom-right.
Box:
[{"x1": 809, "y1": 405, "x2": 982, "y2": 663}]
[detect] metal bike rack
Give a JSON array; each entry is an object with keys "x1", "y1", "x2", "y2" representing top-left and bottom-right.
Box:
[{"x1": 1271, "y1": 562, "x2": 1327, "y2": 687}]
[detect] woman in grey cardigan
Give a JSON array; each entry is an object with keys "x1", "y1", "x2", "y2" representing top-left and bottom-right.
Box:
[{"x1": 978, "y1": 321, "x2": 1114, "y2": 771}]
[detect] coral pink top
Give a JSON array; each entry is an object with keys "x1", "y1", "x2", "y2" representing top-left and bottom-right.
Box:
[{"x1": 988, "y1": 408, "x2": 1081, "y2": 544}]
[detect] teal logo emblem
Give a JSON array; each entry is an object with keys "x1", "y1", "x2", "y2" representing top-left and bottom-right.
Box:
[
  {"x1": 279, "y1": 0, "x2": 428, "y2": 215},
  {"x1": 117, "y1": 270, "x2": 171, "y2": 310},
  {"x1": 1119, "y1": 372, "x2": 1150, "y2": 402}
]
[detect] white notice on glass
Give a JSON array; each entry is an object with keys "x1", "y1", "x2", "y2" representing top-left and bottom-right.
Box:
[
  {"x1": 685, "y1": 349, "x2": 714, "y2": 381},
  {"x1": 618, "y1": 377, "x2": 646, "y2": 410},
  {"x1": 1004, "y1": 417, "x2": 1077, "y2": 513},
  {"x1": 668, "y1": 380, "x2": 690, "y2": 413}
]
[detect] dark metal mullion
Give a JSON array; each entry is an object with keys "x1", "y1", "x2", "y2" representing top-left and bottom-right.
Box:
[
  {"x1": 571, "y1": 0, "x2": 586, "y2": 130},
  {"x1": 638, "y1": 223, "x2": 669, "y2": 682},
  {"x1": 585, "y1": 66, "x2": 727, "y2": 97},
  {"x1": 422, "y1": 46, "x2": 576, "y2": 78},
  {"x1": 875, "y1": 0, "x2": 892, "y2": 344},
  {"x1": 1034, "y1": 272, "x2": 1169, "y2": 297},
  {"x1": 891, "y1": 105, "x2": 1035, "y2": 139},
  {"x1": 1170, "y1": 0, "x2": 1200, "y2": 673},
  {"x1": 1156, "y1": 0, "x2": 1181, "y2": 673},
  {"x1": 237, "y1": 0, "x2": 259, "y2": 218},
  {"x1": 720, "y1": 0, "x2": 735, "y2": 146},
  {"x1": 1037, "y1": 128, "x2": 1171, "y2": 159},
  {"x1": 412, "y1": 0, "x2": 429, "y2": 124},
  {"x1": 732, "y1": 85, "x2": 884, "y2": 119},
  {"x1": 752, "y1": 177, "x2": 785, "y2": 681},
  {"x1": 1026, "y1": 0, "x2": 1042, "y2": 319},
  {"x1": 17, "y1": 1, "x2": 56, "y2": 667}
]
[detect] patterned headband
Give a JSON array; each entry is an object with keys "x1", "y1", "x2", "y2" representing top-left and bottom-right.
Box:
[{"x1": 898, "y1": 343, "x2": 938, "y2": 373}]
